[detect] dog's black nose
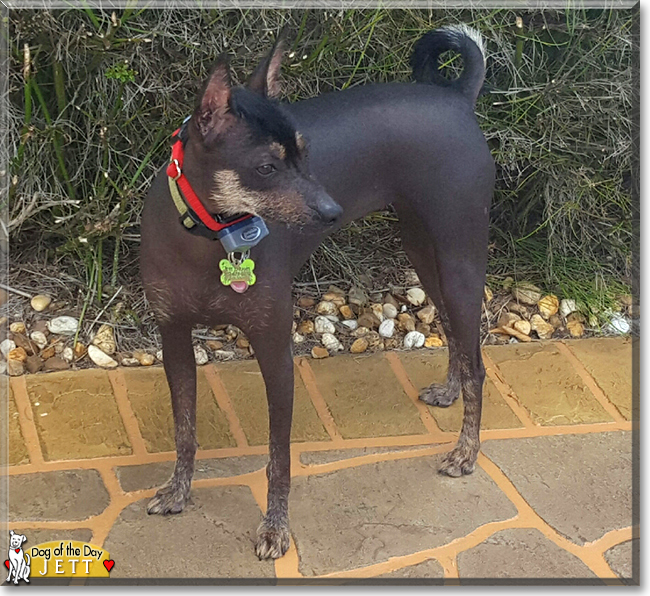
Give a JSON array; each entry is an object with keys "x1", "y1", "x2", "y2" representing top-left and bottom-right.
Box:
[{"x1": 316, "y1": 196, "x2": 343, "y2": 224}]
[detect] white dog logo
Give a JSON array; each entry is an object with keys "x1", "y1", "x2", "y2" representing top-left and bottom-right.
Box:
[{"x1": 6, "y1": 530, "x2": 30, "y2": 584}]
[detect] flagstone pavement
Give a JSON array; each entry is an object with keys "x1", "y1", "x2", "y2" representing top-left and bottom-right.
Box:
[{"x1": 2, "y1": 337, "x2": 638, "y2": 584}]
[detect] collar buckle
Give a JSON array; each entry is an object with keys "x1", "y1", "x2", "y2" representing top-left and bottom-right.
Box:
[{"x1": 169, "y1": 158, "x2": 182, "y2": 181}]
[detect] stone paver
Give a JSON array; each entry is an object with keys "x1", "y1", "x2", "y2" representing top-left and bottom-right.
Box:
[
  {"x1": 102, "y1": 486, "x2": 275, "y2": 579},
  {"x1": 6, "y1": 383, "x2": 29, "y2": 466},
  {"x1": 3, "y1": 338, "x2": 636, "y2": 583},
  {"x1": 604, "y1": 539, "x2": 638, "y2": 584},
  {"x1": 485, "y1": 343, "x2": 612, "y2": 426},
  {"x1": 116, "y1": 455, "x2": 268, "y2": 492},
  {"x1": 481, "y1": 432, "x2": 632, "y2": 544},
  {"x1": 24, "y1": 528, "x2": 94, "y2": 545},
  {"x1": 400, "y1": 350, "x2": 524, "y2": 430},
  {"x1": 457, "y1": 528, "x2": 597, "y2": 580},
  {"x1": 26, "y1": 369, "x2": 132, "y2": 460},
  {"x1": 8, "y1": 469, "x2": 109, "y2": 521},
  {"x1": 567, "y1": 338, "x2": 633, "y2": 420},
  {"x1": 217, "y1": 361, "x2": 329, "y2": 445},
  {"x1": 290, "y1": 454, "x2": 517, "y2": 576},
  {"x1": 300, "y1": 444, "x2": 435, "y2": 466},
  {"x1": 124, "y1": 367, "x2": 234, "y2": 452},
  {"x1": 308, "y1": 354, "x2": 427, "y2": 439}
]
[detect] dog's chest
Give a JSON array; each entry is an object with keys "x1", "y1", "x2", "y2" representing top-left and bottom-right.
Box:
[
  {"x1": 9, "y1": 549, "x2": 23, "y2": 561},
  {"x1": 147, "y1": 272, "x2": 277, "y2": 330}
]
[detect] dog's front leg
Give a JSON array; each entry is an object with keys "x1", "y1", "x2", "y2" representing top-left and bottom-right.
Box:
[
  {"x1": 249, "y1": 321, "x2": 294, "y2": 560},
  {"x1": 15, "y1": 562, "x2": 23, "y2": 584},
  {"x1": 148, "y1": 320, "x2": 197, "y2": 514}
]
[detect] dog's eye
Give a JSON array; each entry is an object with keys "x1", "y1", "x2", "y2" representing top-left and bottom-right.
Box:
[{"x1": 256, "y1": 164, "x2": 276, "y2": 176}]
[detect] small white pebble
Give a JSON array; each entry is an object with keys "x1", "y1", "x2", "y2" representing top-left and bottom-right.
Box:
[
  {"x1": 62, "y1": 347, "x2": 74, "y2": 363},
  {"x1": 321, "y1": 332, "x2": 343, "y2": 352},
  {"x1": 378, "y1": 319, "x2": 395, "y2": 339},
  {"x1": 1, "y1": 339, "x2": 16, "y2": 358},
  {"x1": 293, "y1": 332, "x2": 305, "y2": 344},
  {"x1": 403, "y1": 331, "x2": 425, "y2": 349},
  {"x1": 193, "y1": 345, "x2": 209, "y2": 366},
  {"x1": 382, "y1": 303, "x2": 398, "y2": 319},
  {"x1": 406, "y1": 287, "x2": 426, "y2": 306},
  {"x1": 314, "y1": 316, "x2": 336, "y2": 335}
]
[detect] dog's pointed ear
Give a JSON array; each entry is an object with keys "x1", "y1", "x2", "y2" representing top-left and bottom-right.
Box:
[
  {"x1": 247, "y1": 29, "x2": 287, "y2": 98},
  {"x1": 195, "y1": 56, "x2": 233, "y2": 139}
]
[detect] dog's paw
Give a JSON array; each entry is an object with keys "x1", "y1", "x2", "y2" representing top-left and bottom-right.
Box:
[
  {"x1": 438, "y1": 444, "x2": 478, "y2": 477},
  {"x1": 255, "y1": 518, "x2": 290, "y2": 560},
  {"x1": 147, "y1": 481, "x2": 190, "y2": 515},
  {"x1": 419, "y1": 383, "x2": 459, "y2": 407}
]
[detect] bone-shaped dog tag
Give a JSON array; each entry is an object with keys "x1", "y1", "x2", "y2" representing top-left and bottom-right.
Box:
[{"x1": 219, "y1": 258, "x2": 256, "y2": 293}]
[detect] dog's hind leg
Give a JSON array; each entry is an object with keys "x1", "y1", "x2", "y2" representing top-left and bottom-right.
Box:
[
  {"x1": 397, "y1": 180, "x2": 491, "y2": 476},
  {"x1": 246, "y1": 301, "x2": 294, "y2": 560},
  {"x1": 407, "y1": 252, "x2": 463, "y2": 408},
  {"x1": 147, "y1": 320, "x2": 197, "y2": 514}
]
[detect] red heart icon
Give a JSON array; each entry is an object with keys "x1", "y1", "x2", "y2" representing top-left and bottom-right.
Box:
[
  {"x1": 15, "y1": 549, "x2": 19, "y2": 553},
  {"x1": 103, "y1": 560, "x2": 115, "y2": 572},
  {"x1": 4, "y1": 560, "x2": 9, "y2": 569}
]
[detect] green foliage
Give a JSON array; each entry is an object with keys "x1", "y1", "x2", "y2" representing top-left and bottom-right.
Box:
[
  {"x1": 105, "y1": 61, "x2": 137, "y2": 83},
  {"x1": 7, "y1": 7, "x2": 638, "y2": 313}
]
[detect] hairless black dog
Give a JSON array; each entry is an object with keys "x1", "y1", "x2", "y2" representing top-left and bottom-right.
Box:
[{"x1": 140, "y1": 25, "x2": 494, "y2": 560}]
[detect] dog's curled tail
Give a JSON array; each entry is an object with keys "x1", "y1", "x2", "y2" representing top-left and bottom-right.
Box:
[{"x1": 410, "y1": 25, "x2": 486, "y2": 104}]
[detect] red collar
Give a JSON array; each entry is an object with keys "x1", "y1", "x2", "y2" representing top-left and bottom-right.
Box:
[{"x1": 166, "y1": 128, "x2": 251, "y2": 235}]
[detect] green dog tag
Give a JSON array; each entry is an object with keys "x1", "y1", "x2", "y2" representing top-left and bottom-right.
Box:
[{"x1": 220, "y1": 258, "x2": 256, "y2": 293}]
